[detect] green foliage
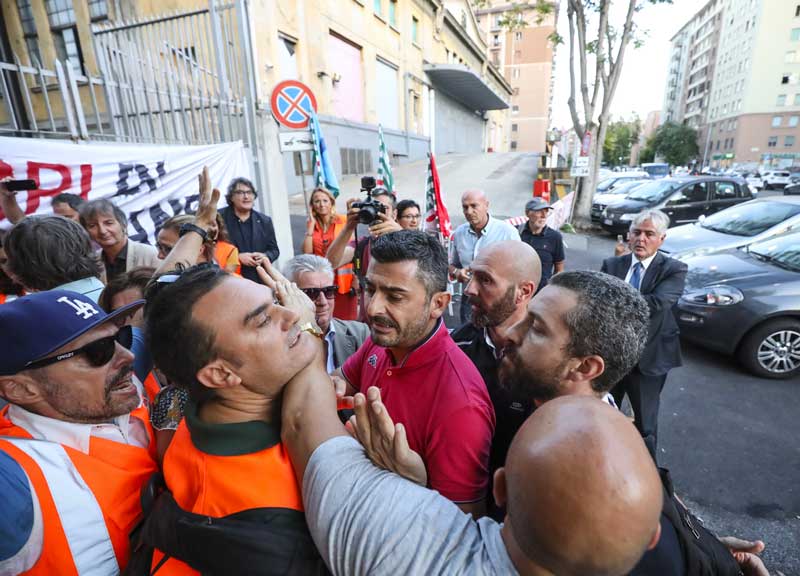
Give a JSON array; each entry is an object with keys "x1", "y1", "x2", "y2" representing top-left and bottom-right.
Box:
[
  {"x1": 498, "y1": 4, "x2": 528, "y2": 30},
  {"x1": 602, "y1": 118, "x2": 641, "y2": 167},
  {"x1": 560, "y1": 222, "x2": 576, "y2": 234},
  {"x1": 639, "y1": 138, "x2": 656, "y2": 163},
  {"x1": 649, "y1": 122, "x2": 699, "y2": 166}
]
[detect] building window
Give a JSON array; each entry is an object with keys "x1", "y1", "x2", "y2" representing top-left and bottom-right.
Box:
[
  {"x1": 716, "y1": 140, "x2": 721, "y2": 150},
  {"x1": 512, "y1": 69, "x2": 520, "y2": 79},
  {"x1": 783, "y1": 74, "x2": 791, "y2": 84},
  {"x1": 512, "y1": 105, "x2": 519, "y2": 113},
  {"x1": 493, "y1": 34, "x2": 500, "y2": 46},
  {"x1": 772, "y1": 115, "x2": 782, "y2": 127},
  {"x1": 16, "y1": 0, "x2": 41, "y2": 65},
  {"x1": 373, "y1": 0, "x2": 381, "y2": 17},
  {"x1": 513, "y1": 87, "x2": 520, "y2": 95},
  {"x1": 796, "y1": 4, "x2": 800, "y2": 17},
  {"x1": 87, "y1": 0, "x2": 108, "y2": 21},
  {"x1": 791, "y1": 116, "x2": 800, "y2": 127},
  {"x1": 388, "y1": 0, "x2": 397, "y2": 27},
  {"x1": 791, "y1": 28, "x2": 800, "y2": 41},
  {"x1": 515, "y1": 31, "x2": 522, "y2": 41},
  {"x1": 340, "y1": 148, "x2": 373, "y2": 175},
  {"x1": 786, "y1": 135, "x2": 796, "y2": 147},
  {"x1": 767, "y1": 136, "x2": 778, "y2": 148},
  {"x1": 778, "y1": 94, "x2": 787, "y2": 106},
  {"x1": 411, "y1": 16, "x2": 419, "y2": 43},
  {"x1": 795, "y1": 94, "x2": 800, "y2": 105},
  {"x1": 45, "y1": 0, "x2": 83, "y2": 69},
  {"x1": 511, "y1": 124, "x2": 518, "y2": 132},
  {"x1": 279, "y1": 35, "x2": 298, "y2": 80},
  {"x1": 510, "y1": 141, "x2": 518, "y2": 150}
]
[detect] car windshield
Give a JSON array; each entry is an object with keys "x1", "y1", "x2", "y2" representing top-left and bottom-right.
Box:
[
  {"x1": 700, "y1": 201, "x2": 800, "y2": 237},
  {"x1": 642, "y1": 164, "x2": 670, "y2": 177},
  {"x1": 748, "y1": 234, "x2": 800, "y2": 272},
  {"x1": 596, "y1": 178, "x2": 617, "y2": 192},
  {"x1": 626, "y1": 180, "x2": 679, "y2": 202}
]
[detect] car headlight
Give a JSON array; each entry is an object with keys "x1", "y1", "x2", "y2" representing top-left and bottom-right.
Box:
[
  {"x1": 682, "y1": 285, "x2": 744, "y2": 306},
  {"x1": 619, "y1": 213, "x2": 638, "y2": 221}
]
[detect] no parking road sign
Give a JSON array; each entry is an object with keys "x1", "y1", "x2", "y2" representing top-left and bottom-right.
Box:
[{"x1": 270, "y1": 80, "x2": 318, "y2": 129}]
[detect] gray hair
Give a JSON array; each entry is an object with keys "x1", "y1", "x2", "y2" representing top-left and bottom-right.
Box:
[
  {"x1": 630, "y1": 209, "x2": 670, "y2": 236},
  {"x1": 549, "y1": 270, "x2": 650, "y2": 393},
  {"x1": 283, "y1": 254, "x2": 334, "y2": 283}
]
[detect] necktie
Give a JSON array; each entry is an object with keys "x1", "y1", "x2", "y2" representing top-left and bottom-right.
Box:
[{"x1": 629, "y1": 262, "x2": 643, "y2": 290}]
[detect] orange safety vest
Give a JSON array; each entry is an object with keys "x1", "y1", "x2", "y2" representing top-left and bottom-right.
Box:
[
  {"x1": 0, "y1": 404, "x2": 158, "y2": 575},
  {"x1": 215, "y1": 240, "x2": 241, "y2": 276},
  {"x1": 152, "y1": 420, "x2": 304, "y2": 575},
  {"x1": 143, "y1": 371, "x2": 162, "y2": 406},
  {"x1": 330, "y1": 217, "x2": 354, "y2": 294}
]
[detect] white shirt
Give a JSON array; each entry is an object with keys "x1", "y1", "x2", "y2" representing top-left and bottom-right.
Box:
[
  {"x1": 624, "y1": 253, "x2": 657, "y2": 288},
  {"x1": 6, "y1": 403, "x2": 150, "y2": 454}
]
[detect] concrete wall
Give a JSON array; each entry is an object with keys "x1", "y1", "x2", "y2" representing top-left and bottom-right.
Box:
[
  {"x1": 281, "y1": 115, "x2": 430, "y2": 196},
  {"x1": 434, "y1": 89, "x2": 485, "y2": 155}
]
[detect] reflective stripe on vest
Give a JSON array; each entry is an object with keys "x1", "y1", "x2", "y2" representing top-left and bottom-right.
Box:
[{"x1": 1, "y1": 438, "x2": 119, "y2": 575}]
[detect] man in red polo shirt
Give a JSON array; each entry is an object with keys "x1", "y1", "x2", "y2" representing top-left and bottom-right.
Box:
[{"x1": 334, "y1": 230, "x2": 495, "y2": 515}]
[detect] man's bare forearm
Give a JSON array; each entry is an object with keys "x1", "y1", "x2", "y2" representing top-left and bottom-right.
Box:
[
  {"x1": 282, "y1": 358, "x2": 348, "y2": 482},
  {"x1": 0, "y1": 193, "x2": 25, "y2": 224},
  {"x1": 325, "y1": 225, "x2": 354, "y2": 269}
]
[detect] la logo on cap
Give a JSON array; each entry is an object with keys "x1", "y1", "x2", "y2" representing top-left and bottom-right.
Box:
[{"x1": 57, "y1": 296, "x2": 100, "y2": 320}]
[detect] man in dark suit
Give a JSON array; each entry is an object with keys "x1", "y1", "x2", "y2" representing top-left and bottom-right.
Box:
[
  {"x1": 601, "y1": 209, "x2": 687, "y2": 460},
  {"x1": 219, "y1": 177, "x2": 280, "y2": 284},
  {"x1": 284, "y1": 254, "x2": 369, "y2": 371}
]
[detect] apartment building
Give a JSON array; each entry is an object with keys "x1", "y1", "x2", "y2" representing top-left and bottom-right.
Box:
[
  {"x1": 474, "y1": 1, "x2": 557, "y2": 153},
  {"x1": 663, "y1": 0, "x2": 800, "y2": 169},
  {"x1": 1, "y1": 0, "x2": 513, "y2": 195}
]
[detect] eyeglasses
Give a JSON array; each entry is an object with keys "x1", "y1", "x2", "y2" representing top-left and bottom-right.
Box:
[
  {"x1": 25, "y1": 325, "x2": 133, "y2": 370},
  {"x1": 232, "y1": 189, "x2": 255, "y2": 197},
  {"x1": 300, "y1": 285, "x2": 337, "y2": 300},
  {"x1": 400, "y1": 213, "x2": 421, "y2": 220}
]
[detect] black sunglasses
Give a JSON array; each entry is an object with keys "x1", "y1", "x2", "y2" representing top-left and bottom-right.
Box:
[
  {"x1": 25, "y1": 325, "x2": 133, "y2": 370},
  {"x1": 300, "y1": 285, "x2": 337, "y2": 300}
]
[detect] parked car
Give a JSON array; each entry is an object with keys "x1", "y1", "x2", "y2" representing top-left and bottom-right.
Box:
[
  {"x1": 600, "y1": 176, "x2": 754, "y2": 234},
  {"x1": 595, "y1": 171, "x2": 650, "y2": 195},
  {"x1": 677, "y1": 231, "x2": 800, "y2": 379},
  {"x1": 591, "y1": 179, "x2": 649, "y2": 222},
  {"x1": 784, "y1": 181, "x2": 800, "y2": 195},
  {"x1": 763, "y1": 170, "x2": 791, "y2": 189},
  {"x1": 660, "y1": 197, "x2": 800, "y2": 259},
  {"x1": 641, "y1": 162, "x2": 670, "y2": 179},
  {"x1": 742, "y1": 172, "x2": 763, "y2": 189}
]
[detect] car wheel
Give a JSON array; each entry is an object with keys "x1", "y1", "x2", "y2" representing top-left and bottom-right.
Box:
[{"x1": 739, "y1": 318, "x2": 800, "y2": 379}]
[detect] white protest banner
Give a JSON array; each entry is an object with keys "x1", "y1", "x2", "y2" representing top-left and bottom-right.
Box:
[{"x1": 0, "y1": 137, "x2": 250, "y2": 244}]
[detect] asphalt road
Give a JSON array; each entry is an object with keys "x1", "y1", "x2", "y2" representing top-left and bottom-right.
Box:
[{"x1": 289, "y1": 156, "x2": 799, "y2": 573}]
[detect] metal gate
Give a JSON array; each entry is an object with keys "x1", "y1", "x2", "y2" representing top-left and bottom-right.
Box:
[{"x1": 0, "y1": 0, "x2": 265, "y2": 189}]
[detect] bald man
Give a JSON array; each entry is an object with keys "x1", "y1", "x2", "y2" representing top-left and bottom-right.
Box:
[
  {"x1": 451, "y1": 240, "x2": 541, "y2": 518},
  {"x1": 450, "y1": 189, "x2": 519, "y2": 323}
]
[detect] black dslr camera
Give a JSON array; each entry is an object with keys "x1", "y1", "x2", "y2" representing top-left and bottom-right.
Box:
[{"x1": 352, "y1": 176, "x2": 388, "y2": 225}]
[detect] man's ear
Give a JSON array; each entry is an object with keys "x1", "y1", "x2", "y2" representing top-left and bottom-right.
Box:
[
  {"x1": 0, "y1": 374, "x2": 46, "y2": 405},
  {"x1": 516, "y1": 280, "x2": 536, "y2": 303},
  {"x1": 647, "y1": 522, "x2": 662, "y2": 551},
  {"x1": 564, "y1": 355, "x2": 605, "y2": 388},
  {"x1": 196, "y1": 359, "x2": 241, "y2": 390},
  {"x1": 493, "y1": 467, "x2": 507, "y2": 508},
  {"x1": 429, "y1": 291, "x2": 451, "y2": 320}
]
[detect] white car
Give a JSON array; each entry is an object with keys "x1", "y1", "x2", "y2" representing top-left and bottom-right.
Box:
[
  {"x1": 743, "y1": 172, "x2": 763, "y2": 189},
  {"x1": 763, "y1": 171, "x2": 791, "y2": 189}
]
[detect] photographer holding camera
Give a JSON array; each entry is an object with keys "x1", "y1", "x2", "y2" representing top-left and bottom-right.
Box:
[{"x1": 325, "y1": 176, "x2": 403, "y2": 322}]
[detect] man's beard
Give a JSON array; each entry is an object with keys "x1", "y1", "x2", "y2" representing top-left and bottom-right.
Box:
[
  {"x1": 498, "y1": 348, "x2": 567, "y2": 404},
  {"x1": 369, "y1": 311, "x2": 431, "y2": 349},
  {"x1": 470, "y1": 285, "x2": 517, "y2": 328}
]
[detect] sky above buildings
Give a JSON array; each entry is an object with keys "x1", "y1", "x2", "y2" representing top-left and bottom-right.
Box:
[{"x1": 550, "y1": 0, "x2": 699, "y2": 129}]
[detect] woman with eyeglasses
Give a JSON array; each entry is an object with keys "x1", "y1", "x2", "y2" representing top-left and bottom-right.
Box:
[
  {"x1": 302, "y1": 187, "x2": 358, "y2": 320},
  {"x1": 218, "y1": 177, "x2": 280, "y2": 284},
  {"x1": 396, "y1": 199, "x2": 422, "y2": 231}
]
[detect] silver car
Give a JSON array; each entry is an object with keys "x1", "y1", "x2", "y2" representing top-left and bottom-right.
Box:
[{"x1": 660, "y1": 197, "x2": 800, "y2": 260}]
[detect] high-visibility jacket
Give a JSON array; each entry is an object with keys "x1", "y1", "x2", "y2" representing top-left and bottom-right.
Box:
[
  {"x1": 0, "y1": 404, "x2": 158, "y2": 575},
  {"x1": 151, "y1": 418, "x2": 304, "y2": 575},
  {"x1": 319, "y1": 216, "x2": 354, "y2": 294},
  {"x1": 215, "y1": 240, "x2": 241, "y2": 276},
  {"x1": 142, "y1": 371, "x2": 162, "y2": 406}
]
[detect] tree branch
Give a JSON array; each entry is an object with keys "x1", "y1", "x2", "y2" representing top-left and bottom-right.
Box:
[
  {"x1": 590, "y1": 0, "x2": 610, "y2": 114},
  {"x1": 603, "y1": 0, "x2": 638, "y2": 118},
  {"x1": 571, "y1": 0, "x2": 592, "y2": 127},
  {"x1": 566, "y1": 2, "x2": 584, "y2": 140}
]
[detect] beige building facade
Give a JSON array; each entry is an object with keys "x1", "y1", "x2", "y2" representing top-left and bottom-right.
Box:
[{"x1": 475, "y1": 1, "x2": 557, "y2": 154}]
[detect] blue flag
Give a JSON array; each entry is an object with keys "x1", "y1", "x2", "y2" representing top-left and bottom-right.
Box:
[{"x1": 310, "y1": 113, "x2": 339, "y2": 197}]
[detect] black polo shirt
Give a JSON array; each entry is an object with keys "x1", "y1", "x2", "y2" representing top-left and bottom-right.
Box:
[
  {"x1": 519, "y1": 224, "x2": 565, "y2": 289},
  {"x1": 451, "y1": 322, "x2": 534, "y2": 519},
  {"x1": 103, "y1": 242, "x2": 128, "y2": 284}
]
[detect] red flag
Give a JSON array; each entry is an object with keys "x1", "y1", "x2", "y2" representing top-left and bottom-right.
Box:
[{"x1": 423, "y1": 153, "x2": 451, "y2": 240}]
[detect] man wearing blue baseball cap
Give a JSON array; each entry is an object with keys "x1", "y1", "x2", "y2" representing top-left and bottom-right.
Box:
[{"x1": 0, "y1": 290, "x2": 157, "y2": 575}]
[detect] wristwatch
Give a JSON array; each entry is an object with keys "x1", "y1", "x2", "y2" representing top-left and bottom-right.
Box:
[
  {"x1": 299, "y1": 322, "x2": 324, "y2": 340},
  {"x1": 179, "y1": 222, "x2": 209, "y2": 241}
]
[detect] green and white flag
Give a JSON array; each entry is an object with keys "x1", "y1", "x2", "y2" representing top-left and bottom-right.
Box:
[{"x1": 376, "y1": 124, "x2": 394, "y2": 193}]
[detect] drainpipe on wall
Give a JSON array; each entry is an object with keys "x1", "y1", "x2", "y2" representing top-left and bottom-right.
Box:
[{"x1": 403, "y1": 72, "x2": 411, "y2": 157}]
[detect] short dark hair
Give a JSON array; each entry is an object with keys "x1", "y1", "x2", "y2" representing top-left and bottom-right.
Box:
[
  {"x1": 371, "y1": 187, "x2": 397, "y2": 209},
  {"x1": 52, "y1": 193, "x2": 86, "y2": 212},
  {"x1": 4, "y1": 215, "x2": 103, "y2": 291},
  {"x1": 549, "y1": 271, "x2": 649, "y2": 392},
  {"x1": 225, "y1": 176, "x2": 258, "y2": 206},
  {"x1": 370, "y1": 230, "x2": 447, "y2": 298},
  {"x1": 145, "y1": 264, "x2": 229, "y2": 402},
  {"x1": 80, "y1": 198, "x2": 128, "y2": 229},
  {"x1": 99, "y1": 266, "x2": 156, "y2": 312},
  {"x1": 0, "y1": 230, "x2": 25, "y2": 296},
  {"x1": 396, "y1": 199, "x2": 420, "y2": 218}
]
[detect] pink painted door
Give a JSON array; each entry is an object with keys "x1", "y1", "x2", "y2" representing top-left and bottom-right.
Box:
[{"x1": 328, "y1": 33, "x2": 364, "y2": 123}]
